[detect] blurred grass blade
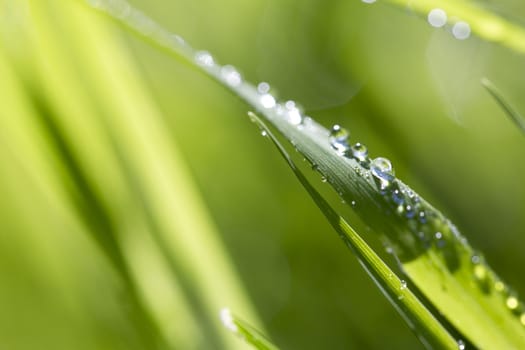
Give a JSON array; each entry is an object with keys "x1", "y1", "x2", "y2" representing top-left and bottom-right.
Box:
[
  {"x1": 89, "y1": 1, "x2": 525, "y2": 348},
  {"x1": 482, "y1": 78, "x2": 525, "y2": 135},
  {"x1": 248, "y1": 112, "x2": 457, "y2": 350},
  {"x1": 2, "y1": 1, "x2": 263, "y2": 348},
  {"x1": 220, "y1": 308, "x2": 279, "y2": 350},
  {"x1": 376, "y1": 0, "x2": 525, "y2": 56}
]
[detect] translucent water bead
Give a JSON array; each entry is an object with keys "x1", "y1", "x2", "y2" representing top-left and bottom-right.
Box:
[
  {"x1": 330, "y1": 125, "x2": 350, "y2": 154},
  {"x1": 452, "y1": 21, "x2": 471, "y2": 40},
  {"x1": 195, "y1": 51, "x2": 214, "y2": 67},
  {"x1": 220, "y1": 65, "x2": 242, "y2": 87},
  {"x1": 351, "y1": 143, "x2": 369, "y2": 164},
  {"x1": 371, "y1": 157, "x2": 394, "y2": 190},
  {"x1": 256, "y1": 82, "x2": 277, "y2": 109},
  {"x1": 257, "y1": 82, "x2": 271, "y2": 94},
  {"x1": 284, "y1": 100, "x2": 303, "y2": 125},
  {"x1": 427, "y1": 9, "x2": 447, "y2": 28}
]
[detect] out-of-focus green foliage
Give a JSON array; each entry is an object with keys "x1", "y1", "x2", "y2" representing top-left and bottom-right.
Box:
[{"x1": 1, "y1": 0, "x2": 525, "y2": 349}]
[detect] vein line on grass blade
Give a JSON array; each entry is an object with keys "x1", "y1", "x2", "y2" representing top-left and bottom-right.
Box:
[{"x1": 482, "y1": 78, "x2": 525, "y2": 136}]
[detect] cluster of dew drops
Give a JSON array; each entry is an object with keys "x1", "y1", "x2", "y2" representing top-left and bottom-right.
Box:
[
  {"x1": 329, "y1": 123, "x2": 430, "y2": 234},
  {"x1": 331, "y1": 122, "x2": 525, "y2": 329},
  {"x1": 362, "y1": 1, "x2": 471, "y2": 40},
  {"x1": 194, "y1": 48, "x2": 525, "y2": 330}
]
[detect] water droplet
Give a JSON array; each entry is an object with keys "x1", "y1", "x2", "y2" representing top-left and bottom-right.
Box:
[
  {"x1": 173, "y1": 35, "x2": 186, "y2": 46},
  {"x1": 473, "y1": 265, "x2": 488, "y2": 283},
  {"x1": 391, "y1": 189, "x2": 404, "y2": 205},
  {"x1": 428, "y1": 8, "x2": 447, "y2": 28},
  {"x1": 400, "y1": 280, "x2": 407, "y2": 290},
  {"x1": 495, "y1": 281, "x2": 506, "y2": 293},
  {"x1": 321, "y1": 176, "x2": 328, "y2": 183},
  {"x1": 261, "y1": 130, "x2": 268, "y2": 137},
  {"x1": 351, "y1": 143, "x2": 369, "y2": 163},
  {"x1": 260, "y1": 94, "x2": 276, "y2": 109},
  {"x1": 362, "y1": 0, "x2": 376, "y2": 3},
  {"x1": 405, "y1": 205, "x2": 416, "y2": 219},
  {"x1": 470, "y1": 254, "x2": 482, "y2": 265},
  {"x1": 371, "y1": 157, "x2": 395, "y2": 190},
  {"x1": 220, "y1": 308, "x2": 238, "y2": 332},
  {"x1": 434, "y1": 231, "x2": 446, "y2": 248},
  {"x1": 195, "y1": 51, "x2": 214, "y2": 67},
  {"x1": 284, "y1": 101, "x2": 303, "y2": 125},
  {"x1": 329, "y1": 125, "x2": 350, "y2": 154},
  {"x1": 351, "y1": 200, "x2": 356, "y2": 207},
  {"x1": 452, "y1": 21, "x2": 471, "y2": 40},
  {"x1": 457, "y1": 339, "x2": 466, "y2": 350},
  {"x1": 221, "y1": 65, "x2": 242, "y2": 87},
  {"x1": 418, "y1": 210, "x2": 427, "y2": 224},
  {"x1": 506, "y1": 295, "x2": 519, "y2": 311},
  {"x1": 285, "y1": 100, "x2": 296, "y2": 110},
  {"x1": 257, "y1": 82, "x2": 271, "y2": 94}
]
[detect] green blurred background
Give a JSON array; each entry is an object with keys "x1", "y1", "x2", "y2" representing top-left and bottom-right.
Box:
[{"x1": 1, "y1": 0, "x2": 525, "y2": 349}]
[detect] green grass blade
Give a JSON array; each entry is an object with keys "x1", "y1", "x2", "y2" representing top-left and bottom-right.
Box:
[
  {"x1": 482, "y1": 77, "x2": 525, "y2": 135},
  {"x1": 220, "y1": 308, "x2": 280, "y2": 350},
  {"x1": 3, "y1": 1, "x2": 263, "y2": 348},
  {"x1": 373, "y1": 0, "x2": 525, "y2": 56},
  {"x1": 247, "y1": 112, "x2": 457, "y2": 350},
  {"x1": 88, "y1": 1, "x2": 525, "y2": 348}
]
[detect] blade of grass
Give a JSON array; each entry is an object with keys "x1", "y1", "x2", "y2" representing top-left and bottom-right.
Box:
[
  {"x1": 481, "y1": 77, "x2": 525, "y2": 135},
  {"x1": 3, "y1": 1, "x2": 263, "y2": 348},
  {"x1": 220, "y1": 308, "x2": 280, "y2": 350},
  {"x1": 88, "y1": 0, "x2": 525, "y2": 348},
  {"x1": 248, "y1": 112, "x2": 457, "y2": 350}
]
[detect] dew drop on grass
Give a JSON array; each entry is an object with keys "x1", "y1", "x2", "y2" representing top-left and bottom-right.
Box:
[
  {"x1": 260, "y1": 94, "x2": 276, "y2": 109},
  {"x1": 452, "y1": 21, "x2": 471, "y2": 40},
  {"x1": 506, "y1": 295, "x2": 519, "y2": 311},
  {"x1": 397, "y1": 281, "x2": 406, "y2": 300},
  {"x1": 284, "y1": 100, "x2": 303, "y2": 125},
  {"x1": 434, "y1": 231, "x2": 446, "y2": 248},
  {"x1": 221, "y1": 65, "x2": 242, "y2": 87},
  {"x1": 495, "y1": 280, "x2": 506, "y2": 293},
  {"x1": 351, "y1": 200, "x2": 356, "y2": 207},
  {"x1": 471, "y1": 257, "x2": 491, "y2": 293},
  {"x1": 391, "y1": 189, "x2": 404, "y2": 205},
  {"x1": 220, "y1": 308, "x2": 238, "y2": 332},
  {"x1": 427, "y1": 8, "x2": 447, "y2": 28},
  {"x1": 404, "y1": 205, "x2": 415, "y2": 219},
  {"x1": 257, "y1": 82, "x2": 271, "y2": 94},
  {"x1": 457, "y1": 339, "x2": 466, "y2": 350},
  {"x1": 195, "y1": 51, "x2": 214, "y2": 67},
  {"x1": 362, "y1": 0, "x2": 376, "y2": 3},
  {"x1": 329, "y1": 125, "x2": 350, "y2": 154},
  {"x1": 351, "y1": 142, "x2": 369, "y2": 166},
  {"x1": 400, "y1": 280, "x2": 407, "y2": 290},
  {"x1": 470, "y1": 254, "x2": 482, "y2": 265},
  {"x1": 418, "y1": 211, "x2": 427, "y2": 224},
  {"x1": 473, "y1": 264, "x2": 487, "y2": 281},
  {"x1": 371, "y1": 157, "x2": 394, "y2": 190}
]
